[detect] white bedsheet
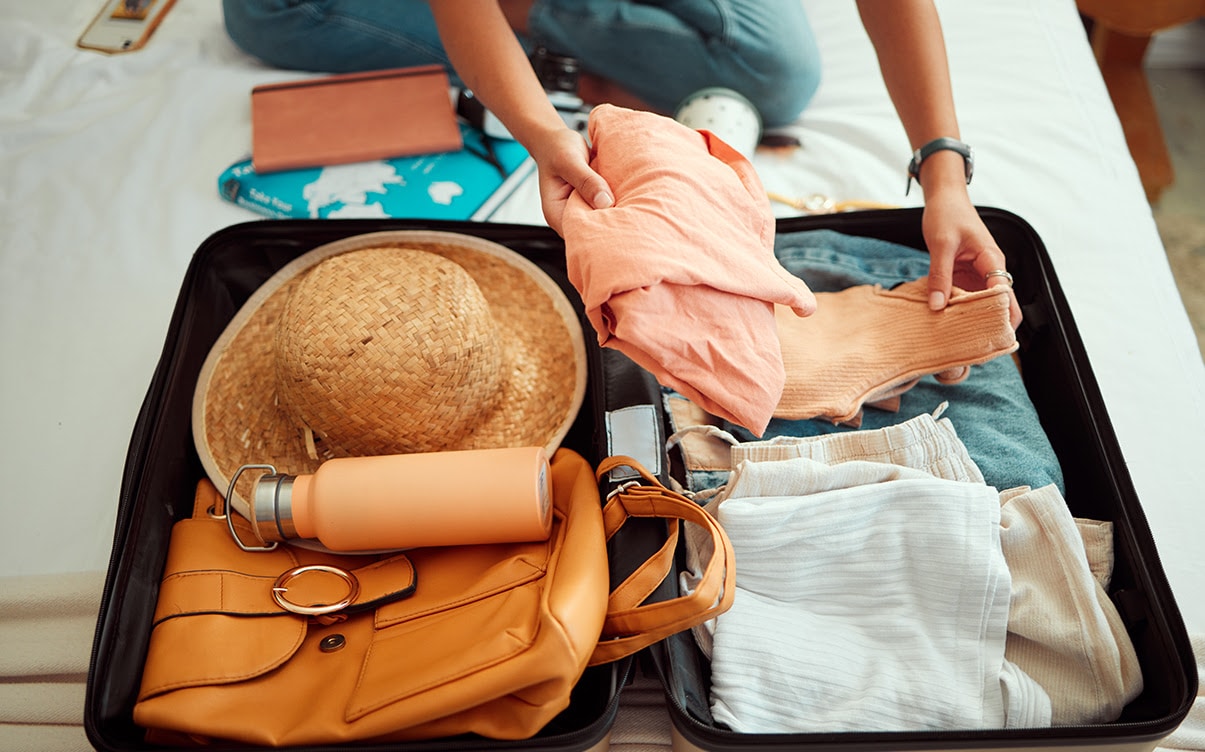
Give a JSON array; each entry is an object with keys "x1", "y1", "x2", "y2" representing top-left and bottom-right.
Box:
[{"x1": 1, "y1": 1, "x2": 1201, "y2": 750}]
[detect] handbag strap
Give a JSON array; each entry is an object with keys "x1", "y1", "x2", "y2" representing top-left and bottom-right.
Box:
[{"x1": 588, "y1": 455, "x2": 735, "y2": 666}]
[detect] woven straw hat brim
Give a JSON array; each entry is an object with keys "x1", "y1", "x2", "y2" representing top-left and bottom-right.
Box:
[{"x1": 192, "y1": 231, "x2": 587, "y2": 518}]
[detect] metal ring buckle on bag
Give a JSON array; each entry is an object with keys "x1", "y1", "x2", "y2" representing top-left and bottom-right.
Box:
[{"x1": 271, "y1": 565, "x2": 361, "y2": 616}]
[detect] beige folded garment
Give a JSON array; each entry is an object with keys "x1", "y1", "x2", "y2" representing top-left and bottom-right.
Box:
[{"x1": 1000, "y1": 485, "x2": 1144, "y2": 725}]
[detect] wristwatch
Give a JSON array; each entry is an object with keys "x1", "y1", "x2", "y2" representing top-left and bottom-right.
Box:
[{"x1": 906, "y1": 137, "x2": 973, "y2": 195}]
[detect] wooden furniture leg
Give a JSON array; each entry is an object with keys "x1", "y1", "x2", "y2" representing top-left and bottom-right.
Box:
[
  {"x1": 1077, "y1": 0, "x2": 1205, "y2": 204},
  {"x1": 1089, "y1": 25, "x2": 1173, "y2": 204}
]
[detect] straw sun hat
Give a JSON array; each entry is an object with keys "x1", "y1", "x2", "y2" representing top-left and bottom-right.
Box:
[{"x1": 192, "y1": 230, "x2": 587, "y2": 517}]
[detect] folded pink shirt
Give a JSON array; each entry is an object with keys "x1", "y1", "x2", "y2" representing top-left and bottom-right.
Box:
[{"x1": 560, "y1": 105, "x2": 816, "y2": 436}]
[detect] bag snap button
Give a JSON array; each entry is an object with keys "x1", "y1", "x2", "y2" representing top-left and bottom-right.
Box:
[{"x1": 319, "y1": 634, "x2": 346, "y2": 653}]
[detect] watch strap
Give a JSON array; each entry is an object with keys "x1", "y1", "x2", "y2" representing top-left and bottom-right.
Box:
[{"x1": 906, "y1": 137, "x2": 973, "y2": 195}]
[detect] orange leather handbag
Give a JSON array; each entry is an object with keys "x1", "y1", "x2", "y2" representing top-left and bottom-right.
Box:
[{"x1": 132, "y1": 449, "x2": 734, "y2": 746}]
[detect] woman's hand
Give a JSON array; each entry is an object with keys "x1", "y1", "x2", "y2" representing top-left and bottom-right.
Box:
[
  {"x1": 856, "y1": 1, "x2": 1019, "y2": 329},
  {"x1": 922, "y1": 185, "x2": 1022, "y2": 329},
  {"x1": 428, "y1": 2, "x2": 612, "y2": 236},
  {"x1": 529, "y1": 126, "x2": 613, "y2": 235}
]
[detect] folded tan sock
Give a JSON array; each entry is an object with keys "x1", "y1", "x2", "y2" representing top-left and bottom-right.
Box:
[{"x1": 774, "y1": 278, "x2": 1017, "y2": 423}]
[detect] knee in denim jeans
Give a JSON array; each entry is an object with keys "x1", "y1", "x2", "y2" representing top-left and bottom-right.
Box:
[
  {"x1": 221, "y1": 0, "x2": 448, "y2": 74},
  {"x1": 737, "y1": 33, "x2": 822, "y2": 127}
]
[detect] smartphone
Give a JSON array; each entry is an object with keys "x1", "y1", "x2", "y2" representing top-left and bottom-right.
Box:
[{"x1": 77, "y1": 0, "x2": 177, "y2": 54}]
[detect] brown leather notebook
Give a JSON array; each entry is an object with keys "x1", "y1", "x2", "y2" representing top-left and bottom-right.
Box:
[{"x1": 250, "y1": 65, "x2": 463, "y2": 174}]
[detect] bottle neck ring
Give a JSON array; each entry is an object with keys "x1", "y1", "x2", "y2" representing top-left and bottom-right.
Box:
[{"x1": 252, "y1": 473, "x2": 298, "y2": 544}]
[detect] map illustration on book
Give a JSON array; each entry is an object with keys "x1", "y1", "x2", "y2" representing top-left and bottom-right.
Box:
[{"x1": 219, "y1": 124, "x2": 533, "y2": 221}]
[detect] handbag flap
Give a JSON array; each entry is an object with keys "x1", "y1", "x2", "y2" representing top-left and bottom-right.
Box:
[
  {"x1": 138, "y1": 611, "x2": 306, "y2": 700},
  {"x1": 138, "y1": 516, "x2": 310, "y2": 700},
  {"x1": 138, "y1": 487, "x2": 416, "y2": 701}
]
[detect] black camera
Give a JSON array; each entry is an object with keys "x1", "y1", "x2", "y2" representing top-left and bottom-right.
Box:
[
  {"x1": 457, "y1": 47, "x2": 592, "y2": 140},
  {"x1": 530, "y1": 47, "x2": 591, "y2": 135},
  {"x1": 531, "y1": 47, "x2": 580, "y2": 94}
]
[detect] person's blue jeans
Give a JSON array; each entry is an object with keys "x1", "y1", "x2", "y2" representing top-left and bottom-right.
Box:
[{"x1": 221, "y1": 0, "x2": 821, "y2": 127}]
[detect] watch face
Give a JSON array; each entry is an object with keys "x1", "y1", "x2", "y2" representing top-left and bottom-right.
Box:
[{"x1": 674, "y1": 88, "x2": 763, "y2": 158}]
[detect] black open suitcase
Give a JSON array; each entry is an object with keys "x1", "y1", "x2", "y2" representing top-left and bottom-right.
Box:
[{"x1": 85, "y1": 209, "x2": 1197, "y2": 752}]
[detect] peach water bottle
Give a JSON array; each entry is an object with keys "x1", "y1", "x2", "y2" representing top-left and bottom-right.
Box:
[{"x1": 244, "y1": 446, "x2": 553, "y2": 551}]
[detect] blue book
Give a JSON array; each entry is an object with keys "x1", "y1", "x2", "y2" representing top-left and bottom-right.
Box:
[{"x1": 218, "y1": 125, "x2": 533, "y2": 221}]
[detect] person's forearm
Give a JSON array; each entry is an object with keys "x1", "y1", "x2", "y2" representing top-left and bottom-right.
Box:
[
  {"x1": 856, "y1": 0, "x2": 967, "y2": 193},
  {"x1": 429, "y1": 1, "x2": 566, "y2": 154}
]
